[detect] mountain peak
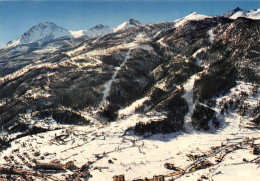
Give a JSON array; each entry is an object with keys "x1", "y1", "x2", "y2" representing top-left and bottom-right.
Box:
[
  {"x1": 223, "y1": 7, "x2": 244, "y2": 18},
  {"x1": 229, "y1": 8, "x2": 260, "y2": 20},
  {"x1": 19, "y1": 22, "x2": 71, "y2": 44},
  {"x1": 233, "y1": 7, "x2": 243, "y2": 12},
  {"x1": 70, "y1": 24, "x2": 112, "y2": 39},
  {"x1": 113, "y1": 18, "x2": 142, "y2": 32},
  {"x1": 128, "y1": 18, "x2": 141, "y2": 26},
  {"x1": 190, "y1": 12, "x2": 198, "y2": 15},
  {"x1": 90, "y1": 24, "x2": 109, "y2": 31},
  {"x1": 39, "y1": 22, "x2": 56, "y2": 26},
  {"x1": 174, "y1": 12, "x2": 210, "y2": 28},
  {"x1": 28, "y1": 22, "x2": 63, "y2": 32},
  {"x1": 2, "y1": 22, "x2": 72, "y2": 49}
]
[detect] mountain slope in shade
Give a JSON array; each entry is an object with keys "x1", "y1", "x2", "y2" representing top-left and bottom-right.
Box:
[
  {"x1": 113, "y1": 18, "x2": 142, "y2": 32},
  {"x1": 3, "y1": 22, "x2": 72, "y2": 49}
]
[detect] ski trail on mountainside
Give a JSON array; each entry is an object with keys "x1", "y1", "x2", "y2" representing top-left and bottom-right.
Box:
[
  {"x1": 208, "y1": 29, "x2": 214, "y2": 44},
  {"x1": 99, "y1": 49, "x2": 132, "y2": 108},
  {"x1": 183, "y1": 74, "x2": 199, "y2": 133}
]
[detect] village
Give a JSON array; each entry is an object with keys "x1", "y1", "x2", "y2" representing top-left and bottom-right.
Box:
[{"x1": 0, "y1": 132, "x2": 259, "y2": 181}]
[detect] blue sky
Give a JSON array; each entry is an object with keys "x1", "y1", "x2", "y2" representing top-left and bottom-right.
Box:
[{"x1": 0, "y1": 1, "x2": 259, "y2": 47}]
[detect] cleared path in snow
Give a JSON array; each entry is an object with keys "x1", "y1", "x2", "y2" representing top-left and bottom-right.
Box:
[
  {"x1": 99, "y1": 49, "x2": 131, "y2": 108},
  {"x1": 183, "y1": 74, "x2": 199, "y2": 133},
  {"x1": 208, "y1": 29, "x2": 214, "y2": 44}
]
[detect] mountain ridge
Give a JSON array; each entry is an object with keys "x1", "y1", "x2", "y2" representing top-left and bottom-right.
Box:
[{"x1": 2, "y1": 7, "x2": 259, "y2": 50}]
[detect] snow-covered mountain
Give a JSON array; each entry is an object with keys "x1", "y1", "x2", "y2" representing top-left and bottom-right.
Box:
[
  {"x1": 0, "y1": 19, "x2": 143, "y2": 75},
  {"x1": 70, "y1": 24, "x2": 113, "y2": 39},
  {"x1": 173, "y1": 12, "x2": 210, "y2": 27},
  {"x1": 223, "y1": 7, "x2": 244, "y2": 18},
  {"x1": 3, "y1": 22, "x2": 72, "y2": 49},
  {"x1": 0, "y1": 8, "x2": 259, "y2": 181},
  {"x1": 230, "y1": 8, "x2": 260, "y2": 19},
  {"x1": 1, "y1": 19, "x2": 141, "y2": 52},
  {"x1": 113, "y1": 18, "x2": 142, "y2": 32},
  {"x1": 223, "y1": 7, "x2": 260, "y2": 19},
  {"x1": 2, "y1": 7, "x2": 259, "y2": 52}
]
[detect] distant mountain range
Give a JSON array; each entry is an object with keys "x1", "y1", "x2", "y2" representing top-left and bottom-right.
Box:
[
  {"x1": 2, "y1": 19, "x2": 143, "y2": 50},
  {"x1": 2, "y1": 7, "x2": 259, "y2": 51}
]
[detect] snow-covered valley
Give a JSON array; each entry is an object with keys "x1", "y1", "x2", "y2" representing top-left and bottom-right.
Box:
[{"x1": 0, "y1": 79, "x2": 259, "y2": 181}]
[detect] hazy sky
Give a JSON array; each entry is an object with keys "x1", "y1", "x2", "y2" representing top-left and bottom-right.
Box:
[{"x1": 0, "y1": 0, "x2": 259, "y2": 47}]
